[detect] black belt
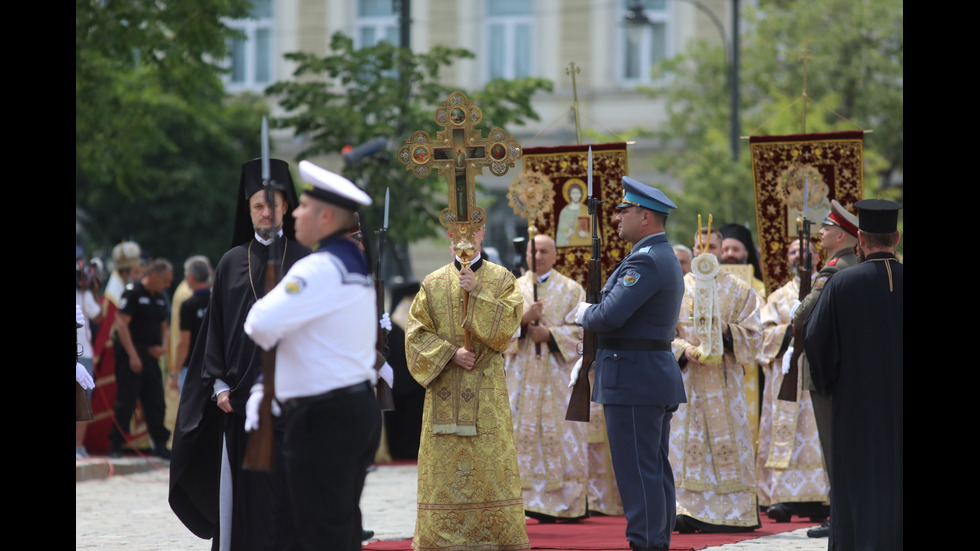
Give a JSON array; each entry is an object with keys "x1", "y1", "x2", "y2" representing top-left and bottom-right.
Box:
[
  {"x1": 597, "y1": 337, "x2": 672, "y2": 351},
  {"x1": 281, "y1": 381, "x2": 372, "y2": 414}
]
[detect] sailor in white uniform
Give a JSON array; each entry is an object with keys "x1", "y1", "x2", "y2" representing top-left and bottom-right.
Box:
[{"x1": 245, "y1": 160, "x2": 381, "y2": 551}]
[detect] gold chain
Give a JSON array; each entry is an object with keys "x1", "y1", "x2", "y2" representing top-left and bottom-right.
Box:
[{"x1": 247, "y1": 238, "x2": 288, "y2": 300}]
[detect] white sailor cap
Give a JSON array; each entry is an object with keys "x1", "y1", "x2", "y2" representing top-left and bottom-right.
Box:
[{"x1": 298, "y1": 160, "x2": 372, "y2": 210}]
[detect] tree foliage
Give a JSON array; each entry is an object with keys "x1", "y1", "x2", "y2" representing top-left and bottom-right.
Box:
[
  {"x1": 267, "y1": 32, "x2": 553, "y2": 249},
  {"x1": 76, "y1": 0, "x2": 267, "y2": 265},
  {"x1": 643, "y1": 0, "x2": 903, "y2": 248}
]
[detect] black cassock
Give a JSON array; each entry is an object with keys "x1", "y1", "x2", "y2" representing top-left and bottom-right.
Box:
[
  {"x1": 170, "y1": 237, "x2": 309, "y2": 551},
  {"x1": 382, "y1": 322, "x2": 426, "y2": 460},
  {"x1": 803, "y1": 252, "x2": 903, "y2": 551}
]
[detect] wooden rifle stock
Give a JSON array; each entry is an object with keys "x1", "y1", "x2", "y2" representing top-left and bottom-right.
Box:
[
  {"x1": 566, "y1": 195, "x2": 601, "y2": 422},
  {"x1": 242, "y1": 260, "x2": 279, "y2": 471},
  {"x1": 565, "y1": 257, "x2": 598, "y2": 422},
  {"x1": 777, "y1": 221, "x2": 813, "y2": 403},
  {"x1": 375, "y1": 231, "x2": 394, "y2": 412}
]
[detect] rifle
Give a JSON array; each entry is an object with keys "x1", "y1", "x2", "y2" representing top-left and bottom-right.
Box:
[
  {"x1": 566, "y1": 147, "x2": 598, "y2": 422},
  {"x1": 777, "y1": 215, "x2": 812, "y2": 402},
  {"x1": 243, "y1": 117, "x2": 279, "y2": 471},
  {"x1": 374, "y1": 188, "x2": 395, "y2": 411},
  {"x1": 511, "y1": 236, "x2": 528, "y2": 277}
]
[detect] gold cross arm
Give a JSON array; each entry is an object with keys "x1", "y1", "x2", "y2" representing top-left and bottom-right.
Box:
[{"x1": 398, "y1": 92, "x2": 522, "y2": 232}]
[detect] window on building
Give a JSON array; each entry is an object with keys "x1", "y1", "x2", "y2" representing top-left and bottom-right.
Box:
[
  {"x1": 356, "y1": 0, "x2": 399, "y2": 48},
  {"x1": 622, "y1": 0, "x2": 671, "y2": 85},
  {"x1": 485, "y1": 0, "x2": 535, "y2": 81},
  {"x1": 225, "y1": 0, "x2": 273, "y2": 92}
]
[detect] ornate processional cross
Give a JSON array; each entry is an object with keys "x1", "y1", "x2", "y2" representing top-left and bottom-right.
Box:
[{"x1": 398, "y1": 92, "x2": 522, "y2": 245}]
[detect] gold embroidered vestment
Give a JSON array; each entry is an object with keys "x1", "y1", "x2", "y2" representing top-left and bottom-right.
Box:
[
  {"x1": 504, "y1": 270, "x2": 588, "y2": 519},
  {"x1": 671, "y1": 270, "x2": 762, "y2": 528},
  {"x1": 406, "y1": 261, "x2": 529, "y2": 550},
  {"x1": 755, "y1": 278, "x2": 830, "y2": 506}
]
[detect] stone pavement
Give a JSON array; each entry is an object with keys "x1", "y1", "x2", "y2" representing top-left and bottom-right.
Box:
[{"x1": 76, "y1": 457, "x2": 828, "y2": 550}]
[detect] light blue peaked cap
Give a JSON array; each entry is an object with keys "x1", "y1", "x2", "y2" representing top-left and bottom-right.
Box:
[{"x1": 616, "y1": 176, "x2": 677, "y2": 214}]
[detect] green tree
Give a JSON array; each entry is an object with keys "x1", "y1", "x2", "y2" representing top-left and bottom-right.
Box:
[
  {"x1": 267, "y1": 33, "x2": 553, "y2": 260},
  {"x1": 76, "y1": 0, "x2": 267, "y2": 265},
  {"x1": 641, "y1": 0, "x2": 903, "y2": 249}
]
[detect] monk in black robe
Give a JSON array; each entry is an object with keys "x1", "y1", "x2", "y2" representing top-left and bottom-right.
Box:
[
  {"x1": 170, "y1": 159, "x2": 309, "y2": 551},
  {"x1": 803, "y1": 199, "x2": 903, "y2": 551}
]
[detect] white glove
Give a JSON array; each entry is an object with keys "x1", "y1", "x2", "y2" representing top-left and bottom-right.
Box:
[
  {"x1": 76, "y1": 362, "x2": 95, "y2": 390},
  {"x1": 76, "y1": 305, "x2": 86, "y2": 327},
  {"x1": 244, "y1": 384, "x2": 281, "y2": 432},
  {"x1": 379, "y1": 312, "x2": 392, "y2": 332},
  {"x1": 568, "y1": 357, "x2": 584, "y2": 388},
  {"x1": 781, "y1": 346, "x2": 794, "y2": 375},
  {"x1": 574, "y1": 302, "x2": 592, "y2": 325},
  {"x1": 379, "y1": 362, "x2": 394, "y2": 389}
]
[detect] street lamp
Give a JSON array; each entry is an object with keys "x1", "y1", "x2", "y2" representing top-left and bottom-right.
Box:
[{"x1": 624, "y1": 0, "x2": 740, "y2": 161}]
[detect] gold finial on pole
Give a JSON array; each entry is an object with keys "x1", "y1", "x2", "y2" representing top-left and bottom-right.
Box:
[
  {"x1": 566, "y1": 62, "x2": 583, "y2": 145},
  {"x1": 528, "y1": 224, "x2": 539, "y2": 242},
  {"x1": 453, "y1": 227, "x2": 477, "y2": 350},
  {"x1": 696, "y1": 213, "x2": 714, "y2": 253}
]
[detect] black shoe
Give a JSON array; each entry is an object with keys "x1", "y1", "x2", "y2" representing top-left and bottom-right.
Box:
[
  {"x1": 674, "y1": 515, "x2": 696, "y2": 534},
  {"x1": 361, "y1": 529, "x2": 374, "y2": 541},
  {"x1": 807, "y1": 519, "x2": 830, "y2": 538},
  {"x1": 108, "y1": 444, "x2": 122, "y2": 459},
  {"x1": 766, "y1": 503, "x2": 792, "y2": 523},
  {"x1": 630, "y1": 543, "x2": 668, "y2": 551},
  {"x1": 675, "y1": 514, "x2": 756, "y2": 533},
  {"x1": 525, "y1": 510, "x2": 557, "y2": 524},
  {"x1": 153, "y1": 447, "x2": 172, "y2": 460}
]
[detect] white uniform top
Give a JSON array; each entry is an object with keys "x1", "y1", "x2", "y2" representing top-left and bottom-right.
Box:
[{"x1": 244, "y1": 249, "x2": 377, "y2": 402}]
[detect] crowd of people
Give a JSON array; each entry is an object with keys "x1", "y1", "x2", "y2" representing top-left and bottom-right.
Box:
[{"x1": 77, "y1": 159, "x2": 902, "y2": 551}]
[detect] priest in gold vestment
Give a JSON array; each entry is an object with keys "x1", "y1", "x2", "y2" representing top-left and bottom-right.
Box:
[
  {"x1": 670, "y1": 229, "x2": 762, "y2": 532},
  {"x1": 755, "y1": 241, "x2": 829, "y2": 521},
  {"x1": 406, "y1": 227, "x2": 530, "y2": 551},
  {"x1": 504, "y1": 235, "x2": 588, "y2": 521}
]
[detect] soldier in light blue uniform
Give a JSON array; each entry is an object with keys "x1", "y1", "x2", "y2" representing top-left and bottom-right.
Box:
[{"x1": 574, "y1": 177, "x2": 686, "y2": 551}]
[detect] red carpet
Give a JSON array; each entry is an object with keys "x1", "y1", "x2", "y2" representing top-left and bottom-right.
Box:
[{"x1": 363, "y1": 514, "x2": 819, "y2": 550}]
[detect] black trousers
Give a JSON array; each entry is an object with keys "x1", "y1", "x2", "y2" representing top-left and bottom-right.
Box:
[
  {"x1": 110, "y1": 344, "x2": 170, "y2": 446},
  {"x1": 281, "y1": 386, "x2": 382, "y2": 551}
]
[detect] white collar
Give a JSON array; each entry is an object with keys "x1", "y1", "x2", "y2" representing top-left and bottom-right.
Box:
[
  {"x1": 254, "y1": 229, "x2": 284, "y2": 246},
  {"x1": 455, "y1": 252, "x2": 482, "y2": 265}
]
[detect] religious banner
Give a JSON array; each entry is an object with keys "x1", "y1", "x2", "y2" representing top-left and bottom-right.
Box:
[
  {"x1": 750, "y1": 131, "x2": 864, "y2": 295},
  {"x1": 519, "y1": 142, "x2": 629, "y2": 288}
]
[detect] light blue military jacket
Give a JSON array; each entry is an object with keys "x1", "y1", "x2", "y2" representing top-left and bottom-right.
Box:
[{"x1": 582, "y1": 233, "x2": 687, "y2": 406}]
